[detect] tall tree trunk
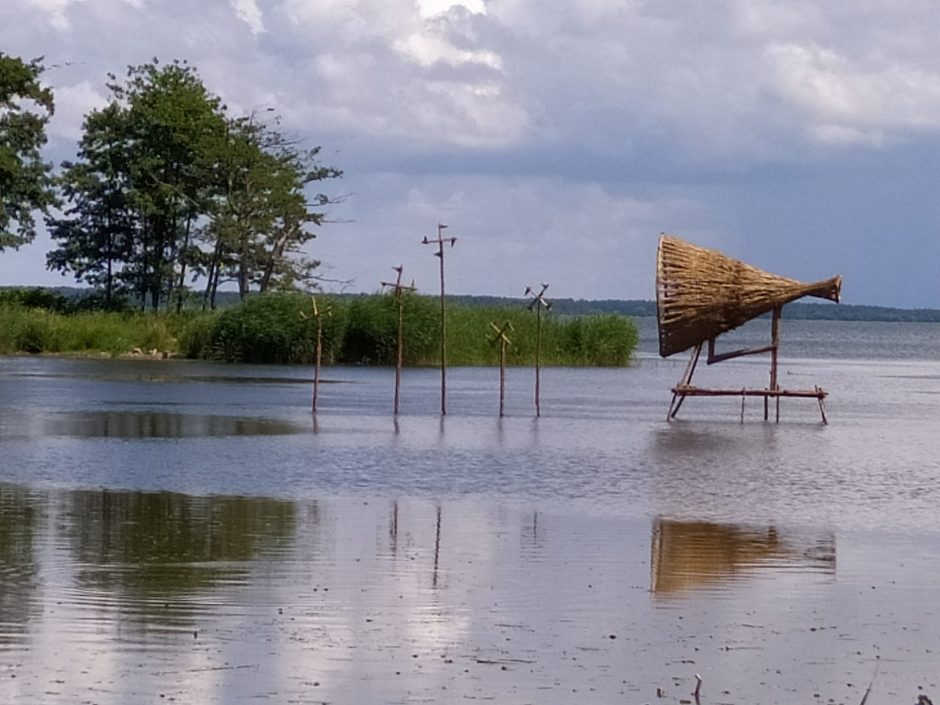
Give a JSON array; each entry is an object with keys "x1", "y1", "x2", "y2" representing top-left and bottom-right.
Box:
[
  {"x1": 237, "y1": 230, "x2": 249, "y2": 300},
  {"x1": 203, "y1": 235, "x2": 224, "y2": 310},
  {"x1": 176, "y1": 215, "x2": 193, "y2": 314},
  {"x1": 259, "y1": 229, "x2": 291, "y2": 293}
]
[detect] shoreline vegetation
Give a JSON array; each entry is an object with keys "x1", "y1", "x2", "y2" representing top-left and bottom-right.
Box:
[
  {"x1": 5, "y1": 284, "x2": 939, "y2": 322},
  {"x1": 4, "y1": 285, "x2": 940, "y2": 365},
  {"x1": 0, "y1": 288, "x2": 639, "y2": 366}
]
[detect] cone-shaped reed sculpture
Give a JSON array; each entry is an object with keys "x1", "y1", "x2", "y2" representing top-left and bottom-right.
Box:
[{"x1": 656, "y1": 234, "x2": 841, "y2": 357}]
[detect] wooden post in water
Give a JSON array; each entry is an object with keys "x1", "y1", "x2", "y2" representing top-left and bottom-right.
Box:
[
  {"x1": 771, "y1": 305, "x2": 781, "y2": 421},
  {"x1": 525, "y1": 284, "x2": 551, "y2": 417},
  {"x1": 381, "y1": 266, "x2": 416, "y2": 415},
  {"x1": 489, "y1": 321, "x2": 513, "y2": 417},
  {"x1": 422, "y1": 224, "x2": 457, "y2": 415},
  {"x1": 301, "y1": 296, "x2": 330, "y2": 414}
]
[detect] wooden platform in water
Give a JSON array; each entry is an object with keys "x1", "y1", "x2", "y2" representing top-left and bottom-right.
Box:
[
  {"x1": 668, "y1": 383, "x2": 829, "y2": 424},
  {"x1": 671, "y1": 385, "x2": 826, "y2": 399}
]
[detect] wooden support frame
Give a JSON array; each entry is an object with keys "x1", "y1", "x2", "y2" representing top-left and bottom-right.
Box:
[{"x1": 667, "y1": 306, "x2": 829, "y2": 424}]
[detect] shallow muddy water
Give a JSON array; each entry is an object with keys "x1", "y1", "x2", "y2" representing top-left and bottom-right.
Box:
[{"x1": 1, "y1": 319, "x2": 940, "y2": 704}]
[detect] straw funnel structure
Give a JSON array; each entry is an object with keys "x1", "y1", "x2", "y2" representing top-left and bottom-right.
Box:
[{"x1": 656, "y1": 234, "x2": 841, "y2": 358}]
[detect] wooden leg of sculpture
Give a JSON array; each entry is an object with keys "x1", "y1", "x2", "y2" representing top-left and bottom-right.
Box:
[
  {"x1": 668, "y1": 343, "x2": 701, "y2": 421},
  {"x1": 816, "y1": 385, "x2": 828, "y2": 425},
  {"x1": 772, "y1": 306, "x2": 781, "y2": 422},
  {"x1": 764, "y1": 306, "x2": 781, "y2": 422}
]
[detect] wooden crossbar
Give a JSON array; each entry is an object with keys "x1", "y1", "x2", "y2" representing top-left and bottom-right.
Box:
[
  {"x1": 671, "y1": 386, "x2": 826, "y2": 399},
  {"x1": 666, "y1": 306, "x2": 830, "y2": 424}
]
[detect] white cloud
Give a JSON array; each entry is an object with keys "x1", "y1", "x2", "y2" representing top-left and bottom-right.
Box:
[
  {"x1": 765, "y1": 42, "x2": 940, "y2": 144},
  {"x1": 730, "y1": 0, "x2": 825, "y2": 39},
  {"x1": 231, "y1": 0, "x2": 264, "y2": 33},
  {"x1": 417, "y1": 0, "x2": 485, "y2": 19},
  {"x1": 394, "y1": 32, "x2": 501, "y2": 69},
  {"x1": 48, "y1": 81, "x2": 108, "y2": 141},
  {"x1": 271, "y1": 0, "x2": 524, "y2": 147},
  {"x1": 28, "y1": 0, "x2": 75, "y2": 30}
]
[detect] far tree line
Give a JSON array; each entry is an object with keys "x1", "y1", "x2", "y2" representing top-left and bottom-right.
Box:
[{"x1": 0, "y1": 52, "x2": 341, "y2": 311}]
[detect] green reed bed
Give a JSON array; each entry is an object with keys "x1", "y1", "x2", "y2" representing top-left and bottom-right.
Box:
[
  {"x1": 440, "y1": 304, "x2": 638, "y2": 367},
  {"x1": 0, "y1": 304, "x2": 207, "y2": 357},
  {"x1": 203, "y1": 292, "x2": 638, "y2": 366},
  {"x1": 0, "y1": 291, "x2": 639, "y2": 366}
]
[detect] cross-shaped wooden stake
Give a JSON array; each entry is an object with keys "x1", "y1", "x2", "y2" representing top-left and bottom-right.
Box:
[
  {"x1": 489, "y1": 321, "x2": 514, "y2": 417},
  {"x1": 422, "y1": 224, "x2": 457, "y2": 415},
  {"x1": 381, "y1": 265, "x2": 416, "y2": 415},
  {"x1": 525, "y1": 283, "x2": 552, "y2": 417}
]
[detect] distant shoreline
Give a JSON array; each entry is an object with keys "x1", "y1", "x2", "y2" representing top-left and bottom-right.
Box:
[
  {"x1": 5, "y1": 286, "x2": 940, "y2": 323},
  {"x1": 445, "y1": 295, "x2": 940, "y2": 323}
]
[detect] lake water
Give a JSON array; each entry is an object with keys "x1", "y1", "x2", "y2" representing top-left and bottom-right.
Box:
[{"x1": 2, "y1": 318, "x2": 940, "y2": 704}]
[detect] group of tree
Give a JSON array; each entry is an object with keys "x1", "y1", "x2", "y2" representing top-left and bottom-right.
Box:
[{"x1": 1, "y1": 53, "x2": 340, "y2": 311}]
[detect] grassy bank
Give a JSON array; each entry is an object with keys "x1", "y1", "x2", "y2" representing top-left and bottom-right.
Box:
[
  {"x1": 0, "y1": 291, "x2": 639, "y2": 366},
  {"x1": 0, "y1": 306, "x2": 191, "y2": 356}
]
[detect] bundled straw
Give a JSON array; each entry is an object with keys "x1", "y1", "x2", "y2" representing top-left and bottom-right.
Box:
[{"x1": 656, "y1": 234, "x2": 841, "y2": 357}]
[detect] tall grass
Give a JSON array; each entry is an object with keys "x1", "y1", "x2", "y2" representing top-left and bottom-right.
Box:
[
  {"x1": 0, "y1": 305, "x2": 191, "y2": 356},
  {"x1": 339, "y1": 293, "x2": 439, "y2": 365},
  {"x1": 442, "y1": 304, "x2": 638, "y2": 366},
  {"x1": 0, "y1": 292, "x2": 639, "y2": 366},
  {"x1": 207, "y1": 293, "x2": 323, "y2": 364}
]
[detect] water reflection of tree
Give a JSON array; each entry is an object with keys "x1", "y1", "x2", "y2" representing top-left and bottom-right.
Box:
[
  {"x1": 68, "y1": 490, "x2": 296, "y2": 600},
  {"x1": 42, "y1": 410, "x2": 297, "y2": 438},
  {"x1": 650, "y1": 518, "x2": 835, "y2": 595},
  {"x1": 0, "y1": 485, "x2": 43, "y2": 644}
]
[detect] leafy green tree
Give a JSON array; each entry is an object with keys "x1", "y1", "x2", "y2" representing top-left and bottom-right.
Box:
[
  {"x1": 113, "y1": 59, "x2": 226, "y2": 310},
  {"x1": 0, "y1": 52, "x2": 55, "y2": 250},
  {"x1": 201, "y1": 112, "x2": 341, "y2": 307},
  {"x1": 46, "y1": 104, "x2": 136, "y2": 306},
  {"x1": 48, "y1": 59, "x2": 340, "y2": 311},
  {"x1": 49, "y1": 60, "x2": 226, "y2": 310}
]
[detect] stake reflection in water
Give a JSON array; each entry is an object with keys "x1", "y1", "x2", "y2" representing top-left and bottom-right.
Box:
[{"x1": 433, "y1": 504, "x2": 442, "y2": 588}]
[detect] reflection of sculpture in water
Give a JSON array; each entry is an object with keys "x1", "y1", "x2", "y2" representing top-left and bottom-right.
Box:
[{"x1": 650, "y1": 518, "x2": 835, "y2": 596}]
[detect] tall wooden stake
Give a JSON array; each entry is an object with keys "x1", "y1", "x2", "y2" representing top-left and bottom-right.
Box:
[
  {"x1": 489, "y1": 321, "x2": 513, "y2": 417},
  {"x1": 382, "y1": 266, "x2": 416, "y2": 415},
  {"x1": 302, "y1": 296, "x2": 330, "y2": 414},
  {"x1": 422, "y1": 224, "x2": 457, "y2": 415},
  {"x1": 525, "y1": 284, "x2": 551, "y2": 417}
]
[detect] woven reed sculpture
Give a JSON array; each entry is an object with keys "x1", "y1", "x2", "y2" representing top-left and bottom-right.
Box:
[{"x1": 656, "y1": 234, "x2": 841, "y2": 423}]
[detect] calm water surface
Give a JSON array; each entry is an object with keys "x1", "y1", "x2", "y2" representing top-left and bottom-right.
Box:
[{"x1": 2, "y1": 319, "x2": 940, "y2": 704}]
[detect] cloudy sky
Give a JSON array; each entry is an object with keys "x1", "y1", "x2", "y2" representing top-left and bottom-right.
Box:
[{"x1": 3, "y1": 0, "x2": 940, "y2": 307}]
